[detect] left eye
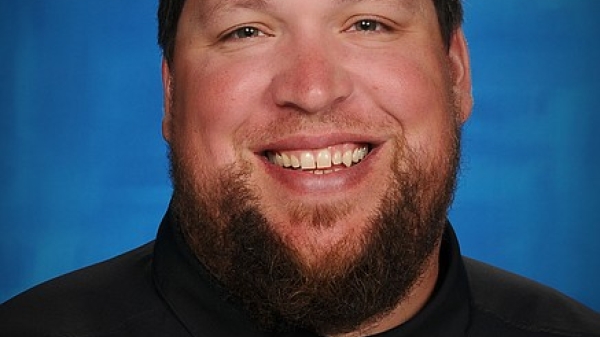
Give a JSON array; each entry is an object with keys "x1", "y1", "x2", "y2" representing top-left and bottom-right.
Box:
[
  {"x1": 224, "y1": 26, "x2": 267, "y2": 40},
  {"x1": 351, "y1": 19, "x2": 385, "y2": 32}
]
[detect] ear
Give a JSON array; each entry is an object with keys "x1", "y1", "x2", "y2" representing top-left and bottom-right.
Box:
[
  {"x1": 161, "y1": 58, "x2": 173, "y2": 143},
  {"x1": 448, "y1": 28, "x2": 473, "y2": 124}
]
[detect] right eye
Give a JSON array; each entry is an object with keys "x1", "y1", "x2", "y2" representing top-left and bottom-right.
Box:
[{"x1": 223, "y1": 26, "x2": 267, "y2": 40}]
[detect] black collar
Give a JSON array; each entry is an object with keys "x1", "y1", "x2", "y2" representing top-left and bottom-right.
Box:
[{"x1": 152, "y1": 208, "x2": 470, "y2": 336}]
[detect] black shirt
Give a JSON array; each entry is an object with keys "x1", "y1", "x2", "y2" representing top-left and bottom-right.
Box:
[{"x1": 1, "y1": 209, "x2": 599, "y2": 336}]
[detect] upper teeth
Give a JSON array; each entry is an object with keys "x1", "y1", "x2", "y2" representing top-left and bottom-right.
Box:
[{"x1": 267, "y1": 146, "x2": 369, "y2": 172}]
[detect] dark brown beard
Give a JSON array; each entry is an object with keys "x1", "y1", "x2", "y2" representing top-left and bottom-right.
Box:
[{"x1": 168, "y1": 119, "x2": 461, "y2": 335}]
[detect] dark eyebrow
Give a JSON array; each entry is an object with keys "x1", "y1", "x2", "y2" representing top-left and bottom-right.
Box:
[
  {"x1": 201, "y1": 0, "x2": 269, "y2": 22},
  {"x1": 334, "y1": 0, "x2": 423, "y2": 19},
  {"x1": 198, "y1": 0, "x2": 419, "y2": 24},
  {"x1": 334, "y1": 0, "x2": 420, "y2": 10}
]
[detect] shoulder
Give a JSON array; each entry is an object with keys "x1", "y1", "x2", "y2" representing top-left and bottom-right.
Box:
[
  {"x1": 0, "y1": 242, "x2": 179, "y2": 337},
  {"x1": 464, "y1": 257, "x2": 600, "y2": 337}
]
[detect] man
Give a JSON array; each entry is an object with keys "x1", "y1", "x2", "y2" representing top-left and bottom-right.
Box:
[{"x1": 1, "y1": 0, "x2": 599, "y2": 336}]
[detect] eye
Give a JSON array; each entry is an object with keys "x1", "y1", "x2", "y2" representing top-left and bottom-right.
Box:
[
  {"x1": 223, "y1": 26, "x2": 267, "y2": 40},
  {"x1": 350, "y1": 19, "x2": 388, "y2": 33},
  {"x1": 345, "y1": 17, "x2": 394, "y2": 35}
]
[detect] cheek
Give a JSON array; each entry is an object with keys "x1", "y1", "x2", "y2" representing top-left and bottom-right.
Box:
[
  {"x1": 172, "y1": 57, "x2": 269, "y2": 166},
  {"x1": 355, "y1": 51, "x2": 453, "y2": 152}
]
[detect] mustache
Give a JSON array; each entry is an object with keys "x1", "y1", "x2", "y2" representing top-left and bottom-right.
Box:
[{"x1": 232, "y1": 111, "x2": 402, "y2": 147}]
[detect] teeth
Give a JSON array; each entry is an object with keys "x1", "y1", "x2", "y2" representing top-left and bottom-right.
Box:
[
  {"x1": 282, "y1": 153, "x2": 291, "y2": 167},
  {"x1": 352, "y1": 147, "x2": 367, "y2": 163},
  {"x1": 332, "y1": 151, "x2": 342, "y2": 165},
  {"x1": 300, "y1": 152, "x2": 316, "y2": 170},
  {"x1": 267, "y1": 145, "x2": 369, "y2": 173},
  {"x1": 360, "y1": 147, "x2": 367, "y2": 159},
  {"x1": 275, "y1": 153, "x2": 284, "y2": 166},
  {"x1": 290, "y1": 155, "x2": 301, "y2": 168},
  {"x1": 342, "y1": 150, "x2": 353, "y2": 167},
  {"x1": 316, "y1": 149, "x2": 332, "y2": 169}
]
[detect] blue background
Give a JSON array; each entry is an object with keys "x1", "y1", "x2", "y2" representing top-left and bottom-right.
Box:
[{"x1": 1, "y1": 1, "x2": 599, "y2": 312}]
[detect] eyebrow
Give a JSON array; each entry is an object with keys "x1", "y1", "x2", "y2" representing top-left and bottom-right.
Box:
[
  {"x1": 199, "y1": 0, "x2": 419, "y2": 23},
  {"x1": 201, "y1": 0, "x2": 269, "y2": 22},
  {"x1": 336, "y1": 0, "x2": 420, "y2": 13}
]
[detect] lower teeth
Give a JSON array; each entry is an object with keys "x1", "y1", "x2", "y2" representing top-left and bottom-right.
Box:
[{"x1": 307, "y1": 168, "x2": 341, "y2": 175}]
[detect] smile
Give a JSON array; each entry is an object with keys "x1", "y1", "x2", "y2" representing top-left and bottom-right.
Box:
[{"x1": 265, "y1": 143, "x2": 371, "y2": 175}]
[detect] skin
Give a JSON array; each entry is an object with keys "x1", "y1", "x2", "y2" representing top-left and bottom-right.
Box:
[{"x1": 161, "y1": 0, "x2": 472, "y2": 335}]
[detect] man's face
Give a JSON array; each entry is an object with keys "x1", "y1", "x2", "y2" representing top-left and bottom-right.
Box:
[{"x1": 163, "y1": 0, "x2": 471, "y2": 333}]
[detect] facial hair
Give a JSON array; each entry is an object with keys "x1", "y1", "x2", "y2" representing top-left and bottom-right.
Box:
[{"x1": 168, "y1": 110, "x2": 461, "y2": 336}]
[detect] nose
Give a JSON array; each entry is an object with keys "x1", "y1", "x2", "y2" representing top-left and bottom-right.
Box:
[{"x1": 269, "y1": 37, "x2": 353, "y2": 114}]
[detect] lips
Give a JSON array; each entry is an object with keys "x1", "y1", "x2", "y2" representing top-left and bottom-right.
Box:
[{"x1": 265, "y1": 143, "x2": 371, "y2": 175}]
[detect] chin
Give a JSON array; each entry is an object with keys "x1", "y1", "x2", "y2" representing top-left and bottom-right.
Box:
[{"x1": 265, "y1": 212, "x2": 377, "y2": 269}]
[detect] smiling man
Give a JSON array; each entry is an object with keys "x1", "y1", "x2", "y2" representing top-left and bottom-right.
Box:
[
  {"x1": 1, "y1": 0, "x2": 599, "y2": 336},
  {"x1": 162, "y1": 0, "x2": 469, "y2": 334}
]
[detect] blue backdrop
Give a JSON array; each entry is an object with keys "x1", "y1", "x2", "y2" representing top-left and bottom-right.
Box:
[{"x1": 1, "y1": 1, "x2": 599, "y2": 311}]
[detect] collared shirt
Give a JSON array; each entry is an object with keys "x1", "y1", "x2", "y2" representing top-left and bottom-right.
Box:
[{"x1": 1, "y1": 208, "x2": 599, "y2": 336}]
